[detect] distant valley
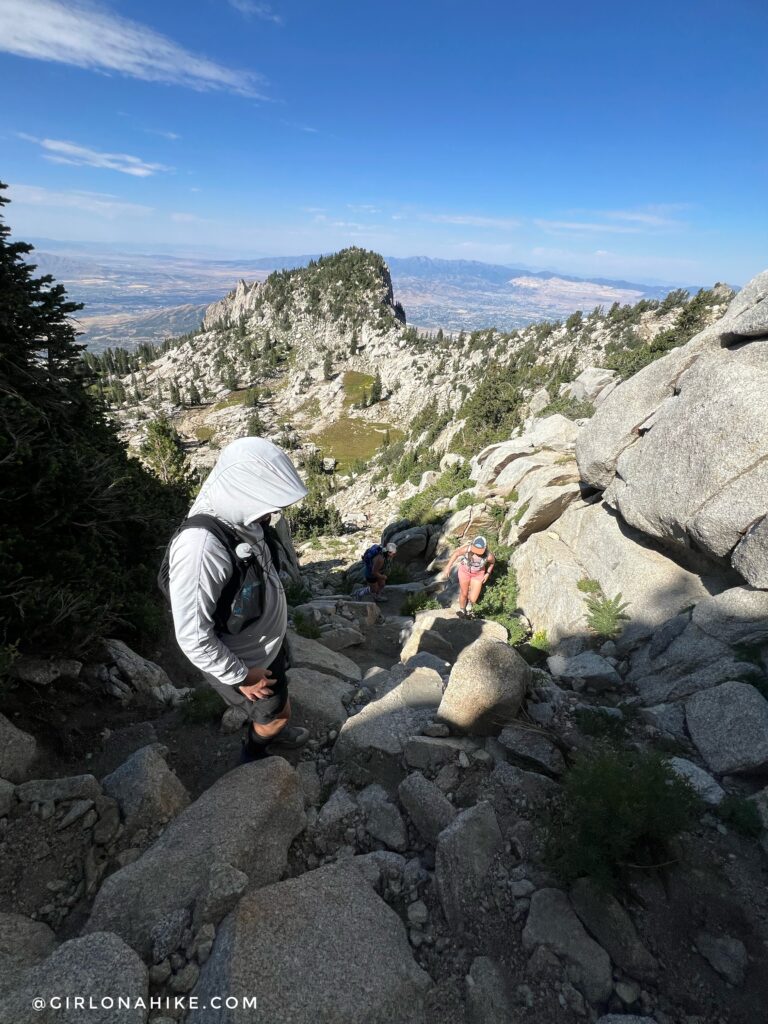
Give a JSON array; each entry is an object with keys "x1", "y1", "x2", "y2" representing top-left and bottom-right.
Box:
[{"x1": 29, "y1": 240, "x2": 699, "y2": 350}]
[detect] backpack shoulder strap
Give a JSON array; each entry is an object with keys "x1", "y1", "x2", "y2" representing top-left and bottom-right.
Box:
[
  {"x1": 174, "y1": 515, "x2": 254, "y2": 633},
  {"x1": 178, "y1": 514, "x2": 240, "y2": 558}
]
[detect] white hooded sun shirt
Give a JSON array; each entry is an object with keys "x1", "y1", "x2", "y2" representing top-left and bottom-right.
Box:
[{"x1": 168, "y1": 438, "x2": 307, "y2": 686}]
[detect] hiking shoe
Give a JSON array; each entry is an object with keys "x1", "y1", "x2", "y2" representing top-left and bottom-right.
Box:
[
  {"x1": 269, "y1": 724, "x2": 310, "y2": 750},
  {"x1": 240, "y1": 735, "x2": 270, "y2": 764}
]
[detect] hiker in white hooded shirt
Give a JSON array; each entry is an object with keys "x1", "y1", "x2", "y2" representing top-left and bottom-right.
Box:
[{"x1": 168, "y1": 437, "x2": 310, "y2": 762}]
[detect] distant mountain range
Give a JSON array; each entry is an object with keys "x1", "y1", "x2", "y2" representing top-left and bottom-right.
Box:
[{"x1": 27, "y1": 240, "x2": 704, "y2": 349}]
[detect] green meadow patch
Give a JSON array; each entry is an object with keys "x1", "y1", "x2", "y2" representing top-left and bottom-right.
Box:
[
  {"x1": 312, "y1": 417, "x2": 402, "y2": 472},
  {"x1": 342, "y1": 370, "x2": 376, "y2": 407}
]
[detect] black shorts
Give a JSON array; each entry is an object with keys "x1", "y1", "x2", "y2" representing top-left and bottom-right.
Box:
[{"x1": 206, "y1": 643, "x2": 289, "y2": 725}]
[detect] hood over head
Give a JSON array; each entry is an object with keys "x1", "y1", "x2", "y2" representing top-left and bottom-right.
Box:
[{"x1": 190, "y1": 437, "x2": 308, "y2": 527}]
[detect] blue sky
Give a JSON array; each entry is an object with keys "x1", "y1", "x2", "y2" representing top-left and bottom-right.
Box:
[{"x1": 0, "y1": 0, "x2": 765, "y2": 284}]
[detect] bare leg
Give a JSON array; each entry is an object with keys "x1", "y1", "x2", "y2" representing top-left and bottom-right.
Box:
[
  {"x1": 252, "y1": 697, "x2": 291, "y2": 740},
  {"x1": 468, "y1": 577, "x2": 484, "y2": 609},
  {"x1": 458, "y1": 575, "x2": 470, "y2": 611}
]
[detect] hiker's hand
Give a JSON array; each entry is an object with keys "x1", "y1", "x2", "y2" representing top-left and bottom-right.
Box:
[{"x1": 239, "y1": 666, "x2": 274, "y2": 700}]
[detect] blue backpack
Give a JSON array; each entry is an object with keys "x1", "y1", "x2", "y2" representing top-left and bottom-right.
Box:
[{"x1": 362, "y1": 544, "x2": 384, "y2": 574}]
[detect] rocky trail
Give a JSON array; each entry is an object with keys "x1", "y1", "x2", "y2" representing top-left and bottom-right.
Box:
[{"x1": 2, "y1": 555, "x2": 768, "y2": 1024}]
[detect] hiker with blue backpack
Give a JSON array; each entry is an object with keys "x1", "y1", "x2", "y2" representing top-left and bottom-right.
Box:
[
  {"x1": 160, "y1": 437, "x2": 311, "y2": 763},
  {"x1": 357, "y1": 541, "x2": 398, "y2": 602}
]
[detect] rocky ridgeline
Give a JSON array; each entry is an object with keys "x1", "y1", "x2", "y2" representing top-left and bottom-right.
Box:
[{"x1": 113, "y1": 249, "x2": 728, "y2": 486}]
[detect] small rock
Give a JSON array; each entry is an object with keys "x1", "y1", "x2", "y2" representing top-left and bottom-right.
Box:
[
  {"x1": 151, "y1": 909, "x2": 189, "y2": 964},
  {"x1": 0, "y1": 778, "x2": 15, "y2": 817},
  {"x1": 103, "y1": 744, "x2": 190, "y2": 835},
  {"x1": 149, "y1": 959, "x2": 172, "y2": 985},
  {"x1": 317, "y1": 786, "x2": 358, "y2": 831},
  {"x1": 435, "y1": 801, "x2": 503, "y2": 930},
  {"x1": 498, "y1": 725, "x2": 565, "y2": 775},
  {"x1": 398, "y1": 772, "x2": 456, "y2": 844},
  {"x1": 169, "y1": 962, "x2": 199, "y2": 993},
  {"x1": 296, "y1": 761, "x2": 322, "y2": 807},
  {"x1": 407, "y1": 900, "x2": 429, "y2": 926},
  {"x1": 57, "y1": 799, "x2": 94, "y2": 830},
  {"x1": 695, "y1": 930, "x2": 747, "y2": 986},
  {"x1": 570, "y1": 877, "x2": 658, "y2": 982},
  {"x1": 686, "y1": 682, "x2": 768, "y2": 774},
  {"x1": 16, "y1": 774, "x2": 101, "y2": 804},
  {"x1": 422, "y1": 722, "x2": 450, "y2": 738},
  {"x1": 668, "y1": 757, "x2": 725, "y2": 806},
  {"x1": 523, "y1": 888, "x2": 612, "y2": 1004},
  {"x1": 466, "y1": 956, "x2": 516, "y2": 1024},
  {"x1": 357, "y1": 784, "x2": 408, "y2": 852}
]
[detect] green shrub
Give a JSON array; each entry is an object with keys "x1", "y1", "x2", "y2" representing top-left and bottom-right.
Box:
[
  {"x1": 195, "y1": 425, "x2": 215, "y2": 443},
  {"x1": 529, "y1": 629, "x2": 550, "y2": 653},
  {"x1": 293, "y1": 611, "x2": 321, "y2": 639},
  {"x1": 574, "y1": 707, "x2": 627, "y2": 741},
  {"x1": 399, "y1": 464, "x2": 474, "y2": 526},
  {"x1": 180, "y1": 687, "x2": 224, "y2": 724},
  {"x1": 387, "y1": 563, "x2": 410, "y2": 584},
  {"x1": 546, "y1": 745, "x2": 700, "y2": 886},
  {"x1": 453, "y1": 492, "x2": 476, "y2": 512},
  {"x1": 717, "y1": 796, "x2": 763, "y2": 839},
  {"x1": 585, "y1": 592, "x2": 630, "y2": 639},
  {"x1": 401, "y1": 592, "x2": 440, "y2": 616},
  {"x1": 284, "y1": 581, "x2": 311, "y2": 606},
  {"x1": 540, "y1": 396, "x2": 595, "y2": 420},
  {"x1": 474, "y1": 558, "x2": 526, "y2": 645},
  {"x1": 577, "y1": 577, "x2": 602, "y2": 593}
]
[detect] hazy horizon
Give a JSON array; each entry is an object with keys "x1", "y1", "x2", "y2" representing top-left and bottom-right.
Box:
[{"x1": 1, "y1": 0, "x2": 765, "y2": 288}]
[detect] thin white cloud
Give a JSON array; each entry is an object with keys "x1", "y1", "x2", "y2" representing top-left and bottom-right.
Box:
[
  {"x1": 280, "y1": 120, "x2": 320, "y2": 134},
  {"x1": 227, "y1": 0, "x2": 283, "y2": 24},
  {"x1": 535, "y1": 219, "x2": 648, "y2": 235},
  {"x1": 145, "y1": 128, "x2": 181, "y2": 141},
  {"x1": 312, "y1": 212, "x2": 367, "y2": 231},
  {"x1": 422, "y1": 212, "x2": 521, "y2": 230},
  {"x1": 19, "y1": 134, "x2": 171, "y2": 177},
  {"x1": 0, "y1": 0, "x2": 265, "y2": 96},
  {"x1": 347, "y1": 203, "x2": 381, "y2": 214},
  {"x1": 9, "y1": 182, "x2": 153, "y2": 218},
  {"x1": 538, "y1": 206, "x2": 688, "y2": 235}
]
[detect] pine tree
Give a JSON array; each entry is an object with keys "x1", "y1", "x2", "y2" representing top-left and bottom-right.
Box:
[
  {"x1": 245, "y1": 411, "x2": 264, "y2": 436},
  {"x1": 140, "y1": 417, "x2": 197, "y2": 488},
  {"x1": 168, "y1": 380, "x2": 181, "y2": 406},
  {"x1": 368, "y1": 370, "x2": 382, "y2": 405},
  {"x1": 188, "y1": 381, "x2": 202, "y2": 406},
  {"x1": 223, "y1": 363, "x2": 238, "y2": 390},
  {"x1": 323, "y1": 351, "x2": 333, "y2": 380},
  {"x1": 0, "y1": 181, "x2": 188, "y2": 655},
  {"x1": 349, "y1": 331, "x2": 359, "y2": 355}
]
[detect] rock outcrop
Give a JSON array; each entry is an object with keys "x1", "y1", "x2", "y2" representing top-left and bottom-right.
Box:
[
  {"x1": 576, "y1": 271, "x2": 768, "y2": 583},
  {"x1": 189, "y1": 865, "x2": 430, "y2": 1024},
  {"x1": 85, "y1": 759, "x2": 305, "y2": 958}
]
